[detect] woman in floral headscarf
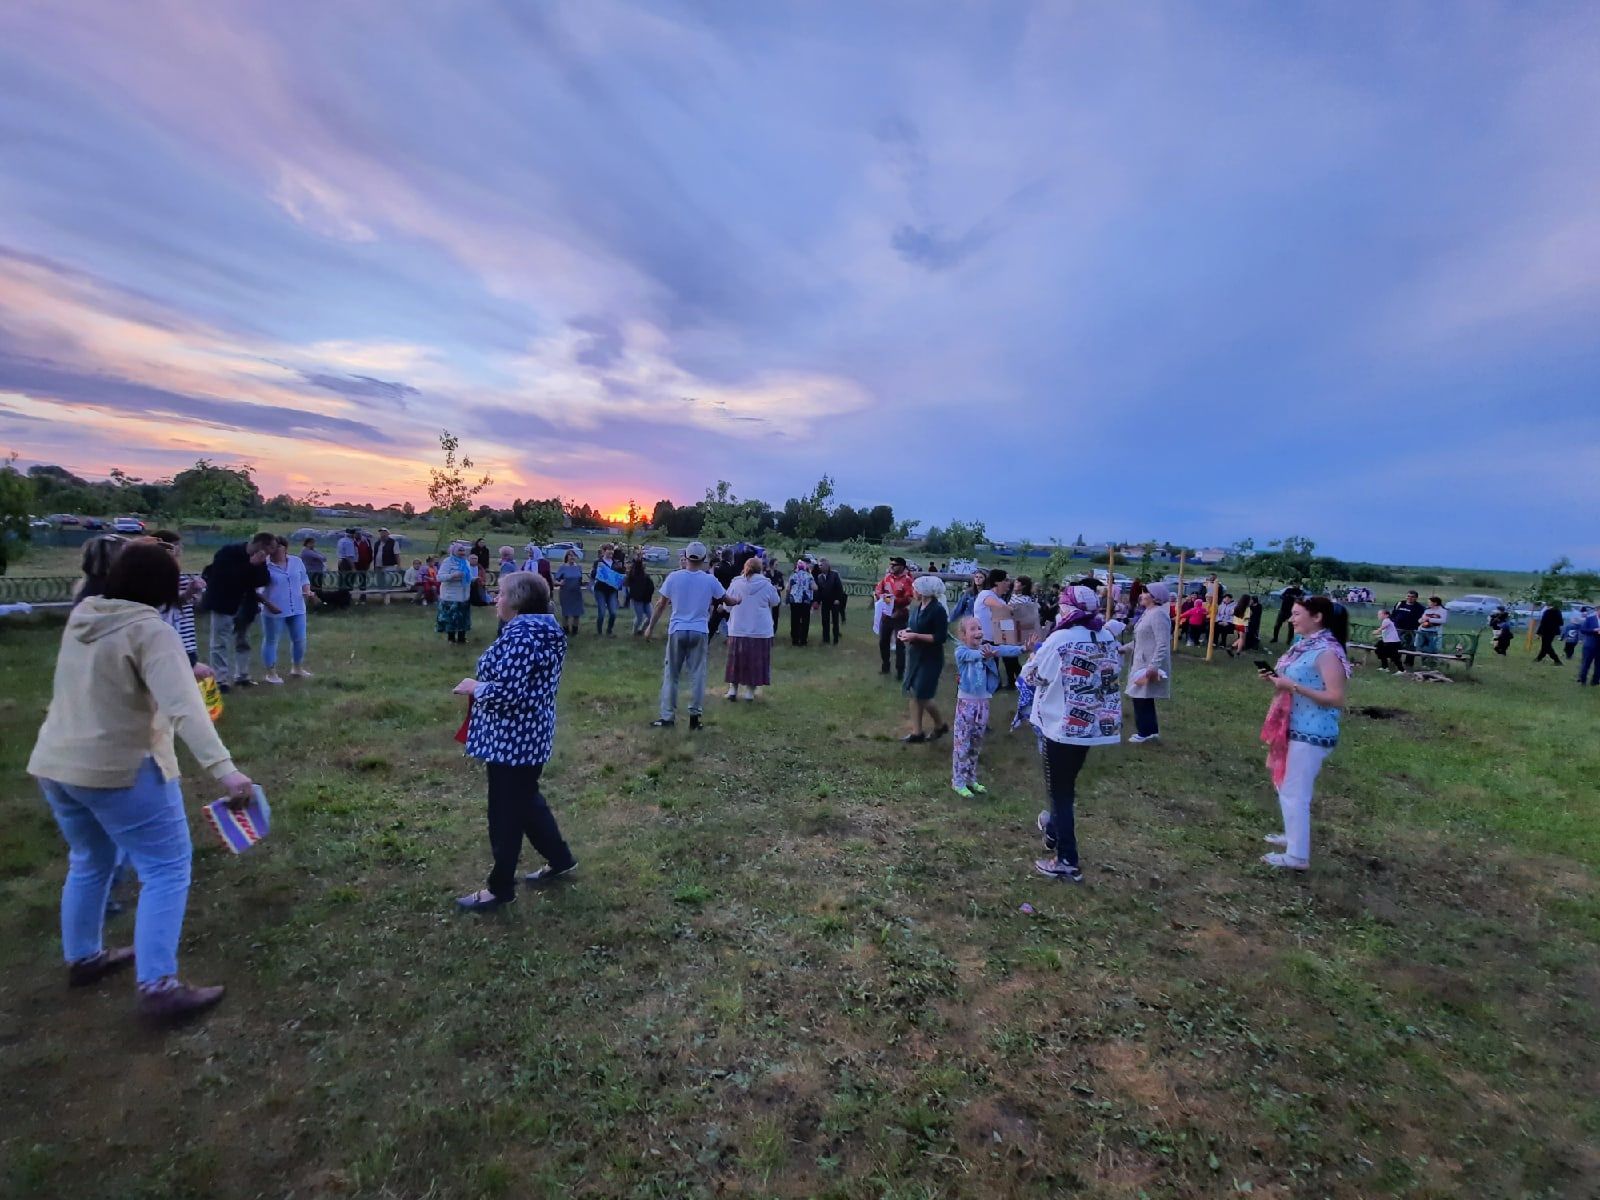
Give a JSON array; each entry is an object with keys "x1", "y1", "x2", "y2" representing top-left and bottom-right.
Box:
[{"x1": 1257, "y1": 595, "x2": 1350, "y2": 871}]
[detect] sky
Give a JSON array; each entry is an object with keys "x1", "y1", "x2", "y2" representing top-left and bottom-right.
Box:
[{"x1": 1, "y1": 1, "x2": 1597, "y2": 568}]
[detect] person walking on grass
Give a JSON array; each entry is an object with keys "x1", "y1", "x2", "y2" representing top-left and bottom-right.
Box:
[
  {"x1": 1025, "y1": 584, "x2": 1123, "y2": 883},
  {"x1": 874, "y1": 557, "x2": 916, "y2": 678},
  {"x1": 1258, "y1": 596, "x2": 1350, "y2": 871},
  {"x1": 723, "y1": 555, "x2": 780, "y2": 701},
  {"x1": 552, "y1": 549, "x2": 585, "y2": 636},
  {"x1": 896, "y1": 574, "x2": 950, "y2": 743},
  {"x1": 626, "y1": 556, "x2": 655, "y2": 635},
  {"x1": 592, "y1": 543, "x2": 622, "y2": 637},
  {"x1": 814, "y1": 557, "x2": 846, "y2": 645},
  {"x1": 647, "y1": 541, "x2": 738, "y2": 730},
  {"x1": 451, "y1": 572, "x2": 578, "y2": 912},
  {"x1": 950, "y1": 615, "x2": 1023, "y2": 796},
  {"x1": 1126, "y1": 583, "x2": 1173, "y2": 743},
  {"x1": 29, "y1": 539, "x2": 256, "y2": 1022},
  {"x1": 436, "y1": 540, "x2": 476, "y2": 645},
  {"x1": 1534, "y1": 602, "x2": 1564, "y2": 665},
  {"x1": 259, "y1": 537, "x2": 314, "y2": 684},
  {"x1": 787, "y1": 559, "x2": 815, "y2": 646},
  {"x1": 1577, "y1": 607, "x2": 1600, "y2": 686}
]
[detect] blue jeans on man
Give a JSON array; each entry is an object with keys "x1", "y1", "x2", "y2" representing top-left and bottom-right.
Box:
[{"x1": 1580, "y1": 637, "x2": 1600, "y2": 686}]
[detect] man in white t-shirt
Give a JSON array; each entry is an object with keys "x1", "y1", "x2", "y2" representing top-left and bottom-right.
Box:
[{"x1": 645, "y1": 541, "x2": 739, "y2": 730}]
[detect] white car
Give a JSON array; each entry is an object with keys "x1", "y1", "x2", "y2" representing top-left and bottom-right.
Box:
[
  {"x1": 1093, "y1": 569, "x2": 1134, "y2": 589},
  {"x1": 1444, "y1": 594, "x2": 1506, "y2": 615},
  {"x1": 111, "y1": 517, "x2": 147, "y2": 534},
  {"x1": 639, "y1": 545, "x2": 671, "y2": 563},
  {"x1": 945, "y1": 558, "x2": 983, "y2": 577},
  {"x1": 544, "y1": 541, "x2": 584, "y2": 562}
]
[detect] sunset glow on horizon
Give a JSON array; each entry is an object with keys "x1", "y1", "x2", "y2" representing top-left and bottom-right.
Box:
[{"x1": 2, "y1": 2, "x2": 1597, "y2": 563}]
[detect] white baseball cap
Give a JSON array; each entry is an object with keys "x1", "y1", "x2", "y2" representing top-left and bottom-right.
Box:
[{"x1": 684, "y1": 541, "x2": 708, "y2": 561}]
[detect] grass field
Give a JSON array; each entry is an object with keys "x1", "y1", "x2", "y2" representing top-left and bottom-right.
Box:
[{"x1": 1, "y1": 602, "x2": 1596, "y2": 1199}]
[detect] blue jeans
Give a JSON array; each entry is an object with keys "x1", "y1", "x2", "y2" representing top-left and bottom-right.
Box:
[
  {"x1": 632, "y1": 599, "x2": 652, "y2": 633},
  {"x1": 38, "y1": 757, "x2": 192, "y2": 984},
  {"x1": 595, "y1": 589, "x2": 618, "y2": 634},
  {"x1": 261, "y1": 612, "x2": 307, "y2": 669},
  {"x1": 1580, "y1": 639, "x2": 1600, "y2": 685}
]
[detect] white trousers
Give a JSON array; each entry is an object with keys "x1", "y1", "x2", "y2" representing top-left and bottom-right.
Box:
[{"x1": 1277, "y1": 741, "x2": 1330, "y2": 863}]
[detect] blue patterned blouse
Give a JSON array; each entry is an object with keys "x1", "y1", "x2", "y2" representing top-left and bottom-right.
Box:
[
  {"x1": 1283, "y1": 645, "x2": 1342, "y2": 748},
  {"x1": 464, "y1": 614, "x2": 566, "y2": 766}
]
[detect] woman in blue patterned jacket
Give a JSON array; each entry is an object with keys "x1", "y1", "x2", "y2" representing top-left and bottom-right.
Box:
[{"x1": 451, "y1": 571, "x2": 578, "y2": 911}]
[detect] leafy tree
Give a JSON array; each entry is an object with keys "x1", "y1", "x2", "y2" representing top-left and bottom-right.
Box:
[
  {"x1": 1527, "y1": 557, "x2": 1600, "y2": 606},
  {"x1": 0, "y1": 452, "x2": 36, "y2": 575},
  {"x1": 840, "y1": 534, "x2": 883, "y2": 580},
  {"x1": 170, "y1": 459, "x2": 263, "y2": 519},
  {"x1": 1074, "y1": 532, "x2": 1086, "y2": 547},
  {"x1": 521, "y1": 498, "x2": 565, "y2": 547},
  {"x1": 699, "y1": 480, "x2": 766, "y2": 546},
  {"x1": 863, "y1": 505, "x2": 896, "y2": 541},
  {"x1": 426, "y1": 430, "x2": 493, "y2": 544},
  {"x1": 401, "y1": 500, "x2": 415, "y2": 518},
  {"x1": 651, "y1": 499, "x2": 676, "y2": 531},
  {"x1": 791, "y1": 475, "x2": 835, "y2": 554},
  {"x1": 621, "y1": 498, "x2": 644, "y2": 545},
  {"x1": 889, "y1": 517, "x2": 921, "y2": 540}
]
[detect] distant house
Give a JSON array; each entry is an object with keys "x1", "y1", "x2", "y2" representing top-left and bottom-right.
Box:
[{"x1": 1194, "y1": 547, "x2": 1228, "y2": 565}]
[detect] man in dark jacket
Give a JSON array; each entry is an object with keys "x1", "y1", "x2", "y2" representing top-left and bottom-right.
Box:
[
  {"x1": 373, "y1": 528, "x2": 400, "y2": 574},
  {"x1": 813, "y1": 557, "x2": 847, "y2": 644},
  {"x1": 204, "y1": 532, "x2": 274, "y2": 690},
  {"x1": 1391, "y1": 590, "x2": 1425, "y2": 669},
  {"x1": 1535, "y1": 602, "x2": 1565, "y2": 664},
  {"x1": 1271, "y1": 585, "x2": 1304, "y2": 643}
]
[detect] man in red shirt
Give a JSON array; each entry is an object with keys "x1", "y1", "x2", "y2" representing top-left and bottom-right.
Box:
[{"x1": 875, "y1": 556, "x2": 916, "y2": 678}]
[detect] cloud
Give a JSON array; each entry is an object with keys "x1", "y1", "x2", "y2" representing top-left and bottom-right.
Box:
[
  {"x1": 299, "y1": 371, "x2": 419, "y2": 405},
  {"x1": 0, "y1": 352, "x2": 393, "y2": 444}
]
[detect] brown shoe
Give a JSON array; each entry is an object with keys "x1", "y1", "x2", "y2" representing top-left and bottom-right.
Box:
[
  {"x1": 138, "y1": 981, "x2": 225, "y2": 1024},
  {"x1": 67, "y1": 946, "x2": 134, "y2": 988}
]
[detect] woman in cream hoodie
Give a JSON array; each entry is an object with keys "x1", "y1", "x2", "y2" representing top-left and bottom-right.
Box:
[{"x1": 29, "y1": 539, "x2": 255, "y2": 1023}]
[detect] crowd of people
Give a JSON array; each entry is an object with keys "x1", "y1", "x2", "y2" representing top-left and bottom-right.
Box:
[{"x1": 25, "y1": 528, "x2": 1599, "y2": 1026}]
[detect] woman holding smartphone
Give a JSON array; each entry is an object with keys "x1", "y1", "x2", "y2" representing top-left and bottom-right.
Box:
[{"x1": 1257, "y1": 596, "x2": 1350, "y2": 870}]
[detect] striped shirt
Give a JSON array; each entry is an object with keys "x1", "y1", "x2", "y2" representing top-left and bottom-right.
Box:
[{"x1": 162, "y1": 573, "x2": 199, "y2": 660}]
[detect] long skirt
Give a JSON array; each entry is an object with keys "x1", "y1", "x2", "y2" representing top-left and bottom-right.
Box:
[
  {"x1": 436, "y1": 600, "x2": 471, "y2": 635},
  {"x1": 724, "y1": 636, "x2": 772, "y2": 687}
]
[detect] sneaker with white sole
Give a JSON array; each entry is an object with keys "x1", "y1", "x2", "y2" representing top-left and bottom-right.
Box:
[
  {"x1": 263, "y1": 673, "x2": 284, "y2": 685},
  {"x1": 1035, "y1": 857, "x2": 1084, "y2": 883},
  {"x1": 290, "y1": 667, "x2": 313, "y2": 678},
  {"x1": 1262, "y1": 833, "x2": 1288, "y2": 848},
  {"x1": 1036, "y1": 810, "x2": 1057, "y2": 853},
  {"x1": 1128, "y1": 733, "x2": 1159, "y2": 744},
  {"x1": 1259, "y1": 851, "x2": 1309, "y2": 871}
]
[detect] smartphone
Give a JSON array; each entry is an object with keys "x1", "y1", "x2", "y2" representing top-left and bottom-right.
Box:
[{"x1": 1254, "y1": 659, "x2": 1276, "y2": 675}]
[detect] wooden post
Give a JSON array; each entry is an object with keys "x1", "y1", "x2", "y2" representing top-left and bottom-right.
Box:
[
  {"x1": 1524, "y1": 599, "x2": 1537, "y2": 651},
  {"x1": 1172, "y1": 551, "x2": 1185, "y2": 649},
  {"x1": 1204, "y1": 575, "x2": 1219, "y2": 662},
  {"x1": 1106, "y1": 544, "x2": 1116, "y2": 620}
]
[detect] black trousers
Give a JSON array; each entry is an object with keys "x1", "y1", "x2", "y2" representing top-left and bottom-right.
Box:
[
  {"x1": 820, "y1": 602, "x2": 843, "y2": 643},
  {"x1": 879, "y1": 612, "x2": 908, "y2": 676},
  {"x1": 1131, "y1": 697, "x2": 1159, "y2": 737},
  {"x1": 485, "y1": 762, "x2": 573, "y2": 900},
  {"x1": 1375, "y1": 641, "x2": 1402, "y2": 669},
  {"x1": 1536, "y1": 635, "x2": 1563, "y2": 664},
  {"x1": 790, "y1": 602, "x2": 812, "y2": 646},
  {"x1": 1272, "y1": 613, "x2": 1293, "y2": 642},
  {"x1": 1041, "y1": 741, "x2": 1087, "y2": 867}
]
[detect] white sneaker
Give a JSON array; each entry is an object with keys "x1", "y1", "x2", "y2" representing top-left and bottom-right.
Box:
[
  {"x1": 1262, "y1": 833, "x2": 1288, "y2": 848},
  {"x1": 1128, "y1": 733, "x2": 1159, "y2": 744},
  {"x1": 263, "y1": 672, "x2": 284, "y2": 685},
  {"x1": 725, "y1": 687, "x2": 738, "y2": 701},
  {"x1": 290, "y1": 667, "x2": 313, "y2": 678},
  {"x1": 1259, "y1": 851, "x2": 1309, "y2": 871}
]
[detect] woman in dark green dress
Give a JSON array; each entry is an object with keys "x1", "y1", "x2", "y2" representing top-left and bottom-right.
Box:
[{"x1": 896, "y1": 574, "x2": 950, "y2": 743}]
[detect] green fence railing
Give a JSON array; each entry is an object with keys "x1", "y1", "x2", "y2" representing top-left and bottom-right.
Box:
[{"x1": 1349, "y1": 623, "x2": 1480, "y2": 669}]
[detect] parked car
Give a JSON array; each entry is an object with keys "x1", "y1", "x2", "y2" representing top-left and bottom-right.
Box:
[
  {"x1": 28, "y1": 517, "x2": 51, "y2": 530},
  {"x1": 111, "y1": 516, "x2": 147, "y2": 534},
  {"x1": 544, "y1": 541, "x2": 585, "y2": 562},
  {"x1": 1444, "y1": 594, "x2": 1506, "y2": 615},
  {"x1": 1092, "y1": 569, "x2": 1134, "y2": 589},
  {"x1": 944, "y1": 557, "x2": 983, "y2": 577},
  {"x1": 48, "y1": 513, "x2": 81, "y2": 526},
  {"x1": 638, "y1": 545, "x2": 671, "y2": 563},
  {"x1": 81, "y1": 517, "x2": 106, "y2": 531}
]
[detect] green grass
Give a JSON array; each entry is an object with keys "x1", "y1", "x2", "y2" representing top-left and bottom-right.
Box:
[{"x1": 1, "y1": 605, "x2": 1596, "y2": 1198}]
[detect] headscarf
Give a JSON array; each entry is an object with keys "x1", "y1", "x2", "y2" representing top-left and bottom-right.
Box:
[
  {"x1": 1145, "y1": 582, "x2": 1171, "y2": 604},
  {"x1": 1053, "y1": 584, "x2": 1104, "y2": 633},
  {"x1": 446, "y1": 541, "x2": 474, "y2": 582}
]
